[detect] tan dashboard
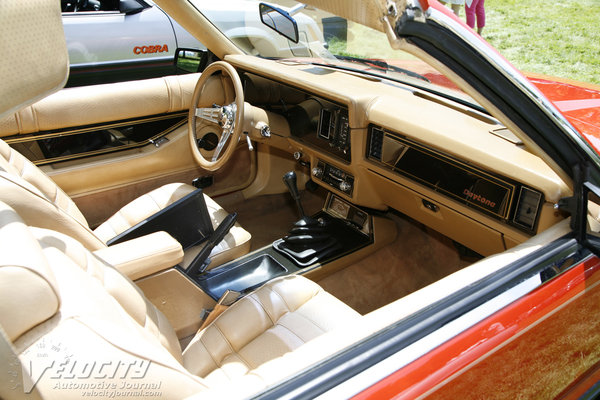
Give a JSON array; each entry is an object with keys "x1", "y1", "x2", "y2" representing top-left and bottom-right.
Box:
[{"x1": 230, "y1": 54, "x2": 569, "y2": 255}]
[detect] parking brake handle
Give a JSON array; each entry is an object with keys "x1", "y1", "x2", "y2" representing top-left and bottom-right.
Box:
[{"x1": 187, "y1": 212, "x2": 238, "y2": 275}]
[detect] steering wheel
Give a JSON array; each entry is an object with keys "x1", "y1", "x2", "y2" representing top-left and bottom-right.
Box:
[{"x1": 188, "y1": 61, "x2": 244, "y2": 171}]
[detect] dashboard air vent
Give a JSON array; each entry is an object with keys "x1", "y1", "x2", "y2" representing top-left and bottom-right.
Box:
[
  {"x1": 513, "y1": 187, "x2": 542, "y2": 230},
  {"x1": 369, "y1": 126, "x2": 384, "y2": 161}
]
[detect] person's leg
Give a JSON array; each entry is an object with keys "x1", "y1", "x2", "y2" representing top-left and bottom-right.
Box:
[
  {"x1": 451, "y1": 3, "x2": 461, "y2": 17},
  {"x1": 465, "y1": 0, "x2": 477, "y2": 28},
  {"x1": 476, "y1": 0, "x2": 485, "y2": 34}
]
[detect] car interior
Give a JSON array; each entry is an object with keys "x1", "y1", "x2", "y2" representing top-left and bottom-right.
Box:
[{"x1": 0, "y1": 0, "x2": 578, "y2": 398}]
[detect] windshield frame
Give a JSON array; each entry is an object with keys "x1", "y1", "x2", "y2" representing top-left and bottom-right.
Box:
[{"x1": 192, "y1": 0, "x2": 485, "y2": 111}]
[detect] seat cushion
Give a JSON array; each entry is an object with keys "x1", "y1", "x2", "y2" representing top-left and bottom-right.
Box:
[
  {"x1": 0, "y1": 144, "x2": 250, "y2": 264},
  {"x1": 0, "y1": 0, "x2": 68, "y2": 119},
  {"x1": 93, "y1": 182, "x2": 196, "y2": 242},
  {"x1": 0, "y1": 200, "x2": 361, "y2": 399},
  {"x1": 182, "y1": 274, "x2": 360, "y2": 386}
]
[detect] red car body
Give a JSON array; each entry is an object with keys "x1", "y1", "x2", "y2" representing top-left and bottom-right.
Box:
[
  {"x1": 3, "y1": 0, "x2": 600, "y2": 398},
  {"x1": 355, "y1": 255, "x2": 600, "y2": 398}
]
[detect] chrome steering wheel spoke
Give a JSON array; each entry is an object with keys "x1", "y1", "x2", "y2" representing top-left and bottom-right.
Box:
[
  {"x1": 210, "y1": 103, "x2": 237, "y2": 161},
  {"x1": 212, "y1": 127, "x2": 231, "y2": 161},
  {"x1": 195, "y1": 106, "x2": 221, "y2": 125}
]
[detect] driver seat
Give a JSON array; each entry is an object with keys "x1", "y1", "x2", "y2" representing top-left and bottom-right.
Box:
[
  {"x1": 0, "y1": 139, "x2": 251, "y2": 269},
  {"x1": 0, "y1": 0, "x2": 250, "y2": 270}
]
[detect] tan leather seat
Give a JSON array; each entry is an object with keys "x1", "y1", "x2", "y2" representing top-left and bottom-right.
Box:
[
  {"x1": 0, "y1": 138, "x2": 251, "y2": 270},
  {"x1": 0, "y1": 201, "x2": 360, "y2": 399},
  {"x1": 0, "y1": 0, "x2": 249, "y2": 271}
]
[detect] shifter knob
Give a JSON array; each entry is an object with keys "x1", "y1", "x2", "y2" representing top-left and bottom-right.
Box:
[
  {"x1": 283, "y1": 171, "x2": 306, "y2": 218},
  {"x1": 283, "y1": 171, "x2": 300, "y2": 200}
]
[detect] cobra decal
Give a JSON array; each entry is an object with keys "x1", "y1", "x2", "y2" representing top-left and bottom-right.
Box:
[{"x1": 133, "y1": 44, "x2": 169, "y2": 54}]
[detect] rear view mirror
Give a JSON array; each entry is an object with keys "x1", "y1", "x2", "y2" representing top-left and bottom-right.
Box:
[
  {"x1": 175, "y1": 49, "x2": 207, "y2": 73},
  {"x1": 259, "y1": 3, "x2": 299, "y2": 44}
]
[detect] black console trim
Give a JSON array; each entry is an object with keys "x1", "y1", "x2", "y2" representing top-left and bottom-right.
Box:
[
  {"x1": 106, "y1": 188, "x2": 214, "y2": 248},
  {"x1": 190, "y1": 195, "x2": 374, "y2": 301}
]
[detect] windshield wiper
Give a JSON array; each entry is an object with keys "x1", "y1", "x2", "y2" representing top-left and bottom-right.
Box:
[{"x1": 335, "y1": 55, "x2": 430, "y2": 83}]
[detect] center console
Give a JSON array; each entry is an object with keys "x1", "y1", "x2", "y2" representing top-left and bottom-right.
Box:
[{"x1": 190, "y1": 190, "x2": 373, "y2": 301}]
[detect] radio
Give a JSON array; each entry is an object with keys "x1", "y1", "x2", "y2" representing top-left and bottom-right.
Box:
[{"x1": 312, "y1": 160, "x2": 354, "y2": 196}]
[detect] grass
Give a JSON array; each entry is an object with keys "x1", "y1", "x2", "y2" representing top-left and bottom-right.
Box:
[
  {"x1": 327, "y1": 0, "x2": 600, "y2": 85},
  {"x1": 482, "y1": 0, "x2": 600, "y2": 84}
]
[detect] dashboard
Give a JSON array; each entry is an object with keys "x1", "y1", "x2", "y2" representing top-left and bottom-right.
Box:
[
  {"x1": 366, "y1": 126, "x2": 543, "y2": 234},
  {"x1": 238, "y1": 58, "x2": 567, "y2": 255}
]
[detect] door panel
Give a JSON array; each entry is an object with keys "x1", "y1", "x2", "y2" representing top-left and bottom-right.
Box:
[{"x1": 0, "y1": 73, "x2": 256, "y2": 224}]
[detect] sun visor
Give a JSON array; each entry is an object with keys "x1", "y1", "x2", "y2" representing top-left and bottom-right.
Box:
[
  {"x1": 0, "y1": 0, "x2": 69, "y2": 120},
  {"x1": 301, "y1": 0, "x2": 389, "y2": 32}
]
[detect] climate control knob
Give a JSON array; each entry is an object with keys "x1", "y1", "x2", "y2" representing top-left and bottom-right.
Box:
[
  {"x1": 339, "y1": 181, "x2": 351, "y2": 193},
  {"x1": 312, "y1": 167, "x2": 323, "y2": 178}
]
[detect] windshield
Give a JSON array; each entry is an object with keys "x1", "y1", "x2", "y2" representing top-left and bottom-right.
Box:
[{"x1": 197, "y1": 0, "x2": 480, "y2": 109}]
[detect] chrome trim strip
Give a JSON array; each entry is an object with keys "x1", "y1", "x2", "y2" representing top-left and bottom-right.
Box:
[
  {"x1": 4, "y1": 112, "x2": 187, "y2": 144},
  {"x1": 4, "y1": 112, "x2": 187, "y2": 165}
]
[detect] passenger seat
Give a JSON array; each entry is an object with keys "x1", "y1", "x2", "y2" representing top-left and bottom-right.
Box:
[{"x1": 0, "y1": 201, "x2": 360, "y2": 398}]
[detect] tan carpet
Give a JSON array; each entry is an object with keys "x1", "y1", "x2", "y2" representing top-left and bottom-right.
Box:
[
  {"x1": 316, "y1": 213, "x2": 471, "y2": 314},
  {"x1": 216, "y1": 190, "x2": 475, "y2": 315}
]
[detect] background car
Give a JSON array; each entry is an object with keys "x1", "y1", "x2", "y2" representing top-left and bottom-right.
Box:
[{"x1": 62, "y1": 0, "x2": 330, "y2": 86}]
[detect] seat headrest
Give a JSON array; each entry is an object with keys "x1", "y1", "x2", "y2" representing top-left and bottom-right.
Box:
[
  {"x1": 0, "y1": 202, "x2": 60, "y2": 341},
  {"x1": 0, "y1": 0, "x2": 68, "y2": 120}
]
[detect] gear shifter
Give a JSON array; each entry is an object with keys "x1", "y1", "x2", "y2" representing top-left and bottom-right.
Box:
[
  {"x1": 273, "y1": 171, "x2": 339, "y2": 267},
  {"x1": 283, "y1": 171, "x2": 319, "y2": 227}
]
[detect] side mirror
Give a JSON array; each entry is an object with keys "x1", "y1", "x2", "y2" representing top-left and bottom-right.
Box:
[
  {"x1": 259, "y1": 3, "x2": 299, "y2": 44},
  {"x1": 175, "y1": 48, "x2": 207, "y2": 73},
  {"x1": 119, "y1": 0, "x2": 146, "y2": 15}
]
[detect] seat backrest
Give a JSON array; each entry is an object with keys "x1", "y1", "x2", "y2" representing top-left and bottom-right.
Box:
[
  {"x1": 0, "y1": 0, "x2": 68, "y2": 120},
  {"x1": 0, "y1": 139, "x2": 106, "y2": 251},
  {"x1": 0, "y1": 201, "x2": 207, "y2": 398},
  {"x1": 0, "y1": 0, "x2": 107, "y2": 252}
]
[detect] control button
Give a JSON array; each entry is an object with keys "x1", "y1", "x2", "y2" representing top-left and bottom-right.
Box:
[
  {"x1": 259, "y1": 123, "x2": 271, "y2": 137},
  {"x1": 312, "y1": 167, "x2": 323, "y2": 178},
  {"x1": 422, "y1": 199, "x2": 439, "y2": 212},
  {"x1": 339, "y1": 181, "x2": 352, "y2": 193}
]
